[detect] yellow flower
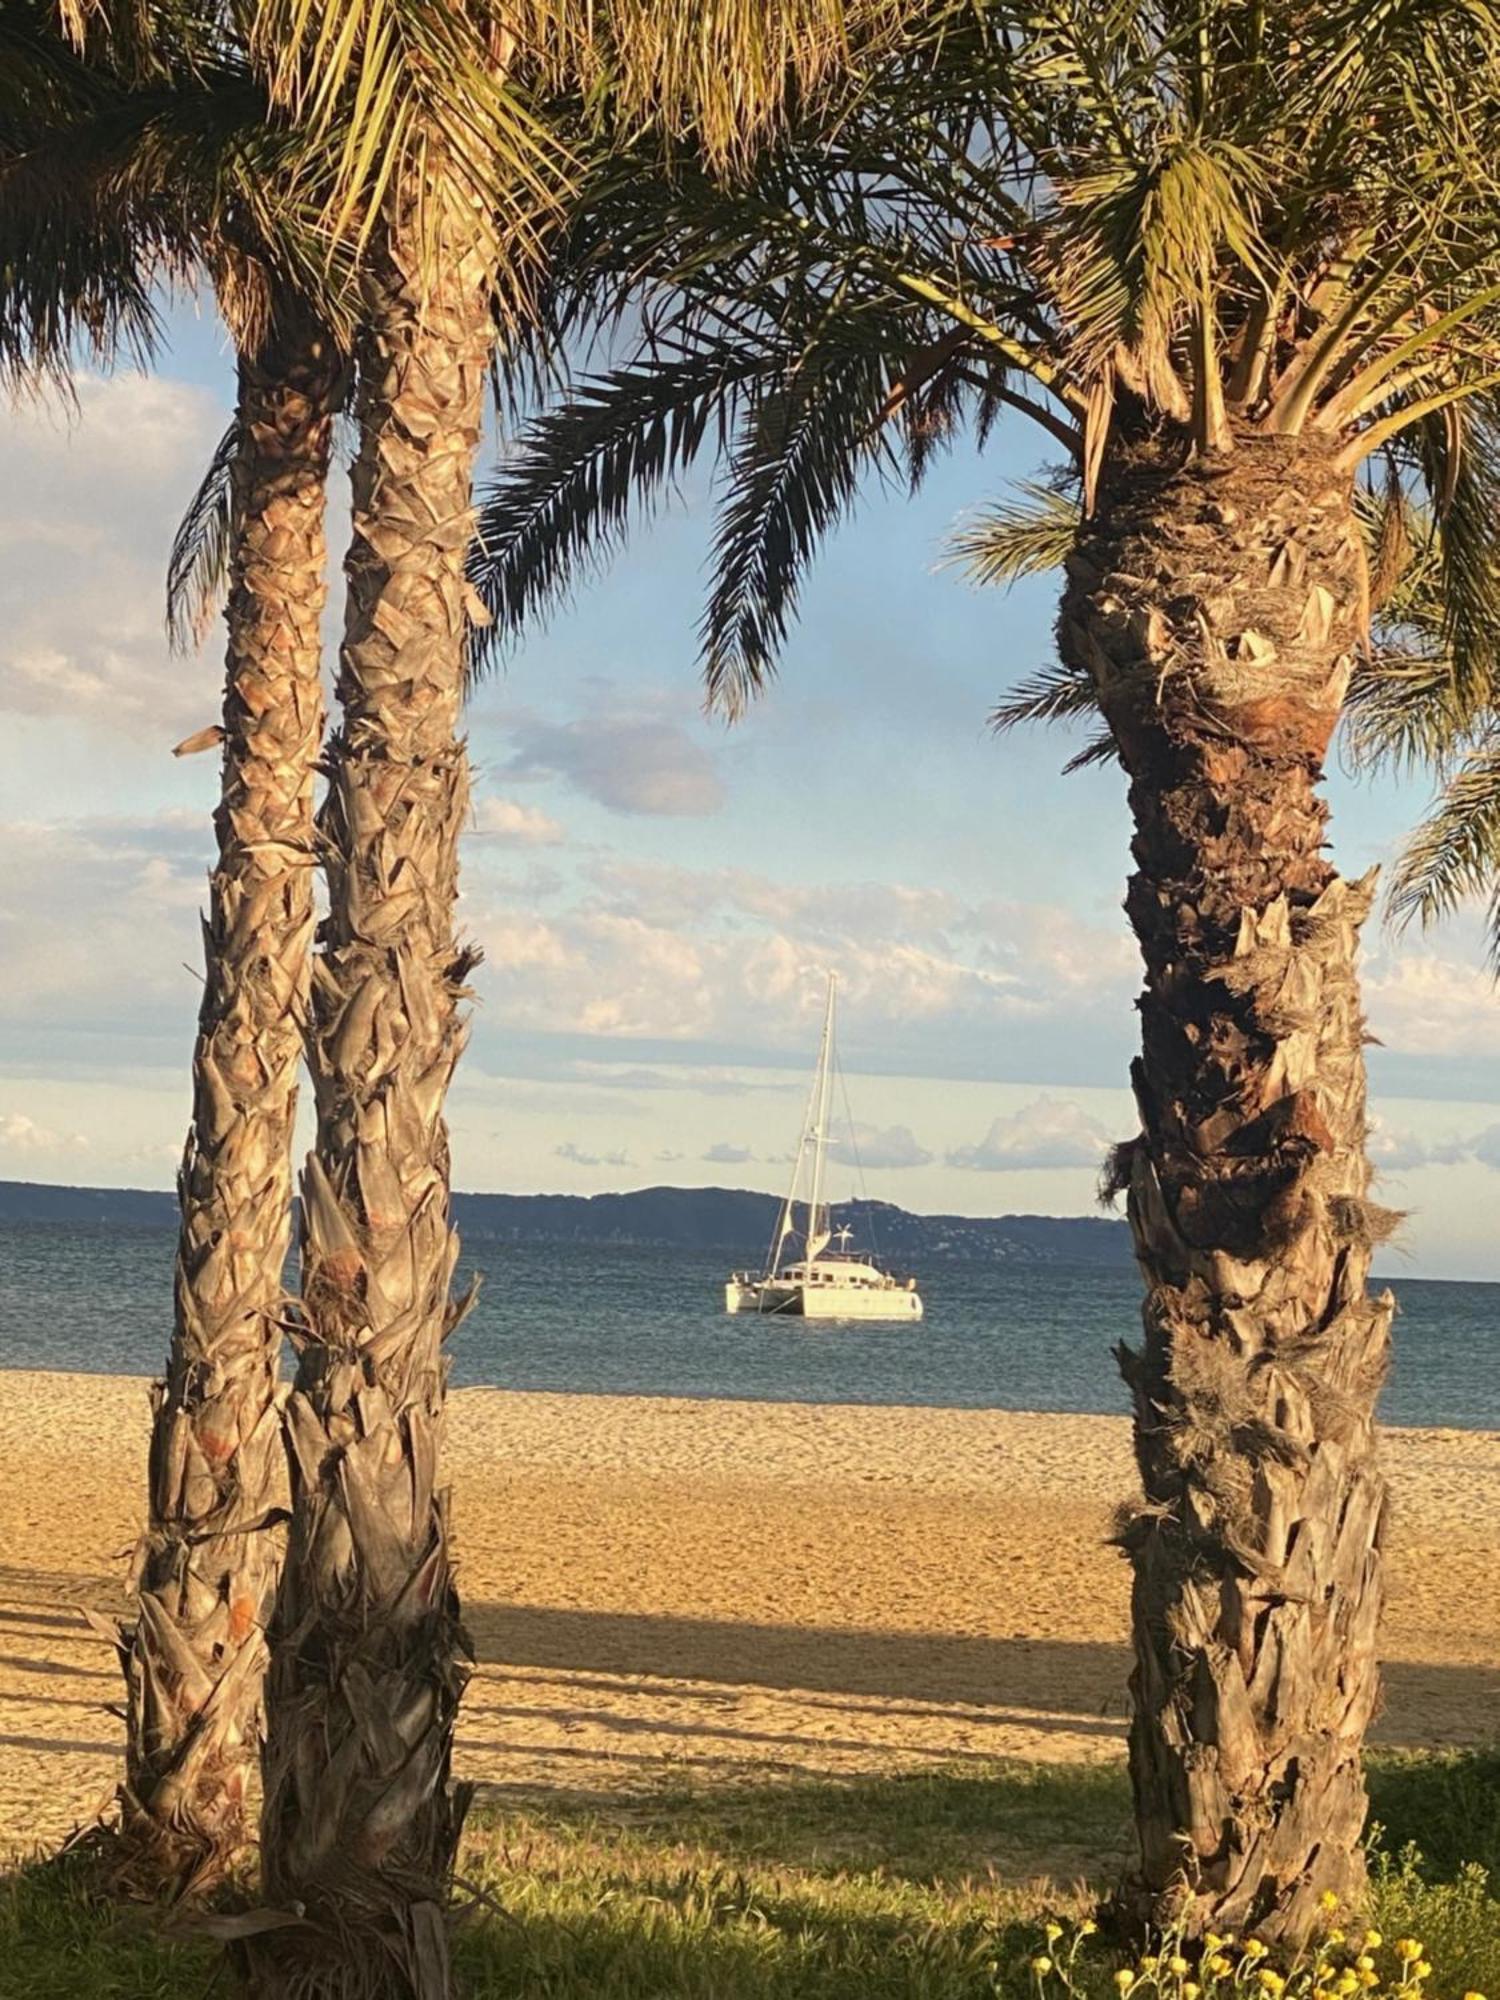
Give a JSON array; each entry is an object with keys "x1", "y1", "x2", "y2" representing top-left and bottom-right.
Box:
[
  {"x1": 1206, "y1": 1938, "x2": 1225, "y2": 1954},
  {"x1": 1257, "y1": 1973, "x2": 1286, "y2": 1995},
  {"x1": 1171, "y1": 1959, "x2": 1192, "y2": 1977},
  {"x1": 1329, "y1": 1932, "x2": 1347, "y2": 1948},
  {"x1": 1184, "y1": 1985, "x2": 1201, "y2": 1998},
  {"x1": 1142, "y1": 1957, "x2": 1161, "y2": 1973},
  {"x1": 1336, "y1": 1976, "x2": 1360, "y2": 1996},
  {"x1": 1357, "y1": 1959, "x2": 1376, "y2": 1974},
  {"x1": 1081, "y1": 1922, "x2": 1100, "y2": 1938},
  {"x1": 1209, "y1": 1957, "x2": 1234, "y2": 1978},
  {"x1": 1033, "y1": 1956, "x2": 1054, "y2": 1976},
  {"x1": 1116, "y1": 1972, "x2": 1135, "y2": 1992},
  {"x1": 1461, "y1": 1991, "x2": 1487, "y2": 2000},
  {"x1": 1396, "y1": 1943, "x2": 1423, "y2": 1963},
  {"x1": 1321, "y1": 1892, "x2": 1342, "y2": 1913},
  {"x1": 1047, "y1": 1924, "x2": 1065, "y2": 1944},
  {"x1": 1246, "y1": 1942, "x2": 1270, "y2": 1961},
  {"x1": 1360, "y1": 1972, "x2": 1380, "y2": 1990},
  {"x1": 1365, "y1": 1934, "x2": 1384, "y2": 1952},
  {"x1": 1415, "y1": 1968, "x2": 1432, "y2": 1983}
]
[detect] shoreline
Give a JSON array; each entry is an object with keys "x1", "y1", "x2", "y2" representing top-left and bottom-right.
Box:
[
  {"x1": 0, "y1": 1362, "x2": 1496, "y2": 1438},
  {"x1": 1, "y1": 1373, "x2": 1496, "y2": 1857}
]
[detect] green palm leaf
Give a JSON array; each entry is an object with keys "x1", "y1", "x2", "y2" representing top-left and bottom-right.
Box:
[
  {"x1": 945, "y1": 481, "x2": 1080, "y2": 591},
  {"x1": 166, "y1": 417, "x2": 241, "y2": 653},
  {"x1": 703, "y1": 349, "x2": 895, "y2": 715},
  {"x1": 468, "y1": 341, "x2": 775, "y2": 659},
  {"x1": 1387, "y1": 739, "x2": 1500, "y2": 949}
]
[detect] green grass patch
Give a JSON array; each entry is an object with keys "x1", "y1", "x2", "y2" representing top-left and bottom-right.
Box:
[{"x1": 1, "y1": 1751, "x2": 1495, "y2": 1999}]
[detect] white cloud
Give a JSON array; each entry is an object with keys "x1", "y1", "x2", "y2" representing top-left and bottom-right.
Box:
[
  {"x1": 502, "y1": 709, "x2": 723, "y2": 817},
  {"x1": 831, "y1": 1121, "x2": 933, "y2": 1170},
  {"x1": 0, "y1": 373, "x2": 229, "y2": 739},
  {"x1": 702, "y1": 1140, "x2": 753, "y2": 1164},
  {"x1": 1367, "y1": 1117, "x2": 1440, "y2": 1174},
  {"x1": 472, "y1": 795, "x2": 565, "y2": 845},
  {"x1": 0, "y1": 1110, "x2": 89, "y2": 1156},
  {"x1": 1369, "y1": 1114, "x2": 1500, "y2": 1176},
  {"x1": 554, "y1": 1140, "x2": 633, "y2": 1168},
  {"x1": 469, "y1": 867, "x2": 1130, "y2": 1058},
  {"x1": 0, "y1": 812, "x2": 208, "y2": 1027},
  {"x1": 948, "y1": 1095, "x2": 1113, "y2": 1171},
  {"x1": 561, "y1": 1062, "x2": 794, "y2": 1097},
  {"x1": 1365, "y1": 952, "x2": 1500, "y2": 1059}
]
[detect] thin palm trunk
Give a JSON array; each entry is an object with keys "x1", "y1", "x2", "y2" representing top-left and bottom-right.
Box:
[
  {"x1": 252, "y1": 167, "x2": 494, "y2": 2000},
  {"x1": 117, "y1": 299, "x2": 338, "y2": 1897},
  {"x1": 1060, "y1": 430, "x2": 1394, "y2": 1943}
]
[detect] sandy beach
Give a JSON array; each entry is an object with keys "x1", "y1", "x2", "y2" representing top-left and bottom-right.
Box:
[{"x1": 0, "y1": 1371, "x2": 1495, "y2": 1859}]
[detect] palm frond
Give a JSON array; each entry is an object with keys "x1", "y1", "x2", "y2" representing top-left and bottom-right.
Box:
[
  {"x1": 1062, "y1": 729, "x2": 1119, "y2": 772},
  {"x1": 467, "y1": 341, "x2": 773, "y2": 669},
  {"x1": 702, "y1": 346, "x2": 893, "y2": 716},
  {"x1": 166, "y1": 417, "x2": 240, "y2": 655},
  {"x1": 989, "y1": 660, "x2": 1098, "y2": 734},
  {"x1": 1388, "y1": 739, "x2": 1500, "y2": 946},
  {"x1": 531, "y1": 0, "x2": 906, "y2": 175},
  {"x1": 1343, "y1": 656, "x2": 1479, "y2": 781},
  {"x1": 248, "y1": 0, "x2": 573, "y2": 261},
  {"x1": 0, "y1": 1, "x2": 182, "y2": 391},
  {"x1": 945, "y1": 481, "x2": 1080, "y2": 591}
]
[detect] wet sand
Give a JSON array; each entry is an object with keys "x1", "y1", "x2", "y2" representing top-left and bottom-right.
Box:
[{"x1": 1, "y1": 1372, "x2": 1495, "y2": 1857}]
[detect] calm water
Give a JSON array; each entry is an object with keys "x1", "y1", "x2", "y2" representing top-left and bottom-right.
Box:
[{"x1": 0, "y1": 1222, "x2": 1494, "y2": 1429}]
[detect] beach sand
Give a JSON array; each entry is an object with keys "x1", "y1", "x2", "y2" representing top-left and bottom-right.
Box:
[{"x1": 0, "y1": 1371, "x2": 1495, "y2": 1857}]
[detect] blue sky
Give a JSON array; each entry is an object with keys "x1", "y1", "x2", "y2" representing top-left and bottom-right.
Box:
[{"x1": 3, "y1": 296, "x2": 1500, "y2": 1277}]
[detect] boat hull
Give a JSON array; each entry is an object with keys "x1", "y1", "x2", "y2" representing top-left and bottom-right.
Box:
[{"x1": 725, "y1": 1280, "x2": 923, "y2": 1321}]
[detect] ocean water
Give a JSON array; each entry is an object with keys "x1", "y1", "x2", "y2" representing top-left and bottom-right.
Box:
[
  {"x1": 5, "y1": 1208, "x2": 1496, "y2": 1432},
  {"x1": 0, "y1": 1221, "x2": 1493, "y2": 1429}
]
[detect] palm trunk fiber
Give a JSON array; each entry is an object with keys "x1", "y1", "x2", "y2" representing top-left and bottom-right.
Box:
[
  {"x1": 116, "y1": 303, "x2": 337, "y2": 1898},
  {"x1": 252, "y1": 172, "x2": 494, "y2": 2000},
  {"x1": 1059, "y1": 431, "x2": 1394, "y2": 1944}
]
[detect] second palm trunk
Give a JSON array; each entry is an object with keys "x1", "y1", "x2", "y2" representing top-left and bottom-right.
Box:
[
  {"x1": 255, "y1": 173, "x2": 494, "y2": 1999},
  {"x1": 1062, "y1": 430, "x2": 1392, "y2": 1943}
]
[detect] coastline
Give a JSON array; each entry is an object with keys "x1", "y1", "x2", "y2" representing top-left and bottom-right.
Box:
[{"x1": 1, "y1": 1371, "x2": 1496, "y2": 1856}]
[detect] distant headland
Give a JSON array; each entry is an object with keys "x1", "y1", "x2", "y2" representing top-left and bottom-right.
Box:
[{"x1": 0, "y1": 1178, "x2": 1130, "y2": 1267}]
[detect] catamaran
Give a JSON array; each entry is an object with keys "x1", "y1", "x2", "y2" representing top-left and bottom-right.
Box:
[{"x1": 724, "y1": 975, "x2": 923, "y2": 1321}]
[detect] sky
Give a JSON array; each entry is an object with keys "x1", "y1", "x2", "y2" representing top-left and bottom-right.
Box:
[{"x1": 3, "y1": 297, "x2": 1500, "y2": 1278}]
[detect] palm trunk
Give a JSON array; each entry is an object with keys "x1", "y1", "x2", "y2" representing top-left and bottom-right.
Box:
[
  {"x1": 252, "y1": 169, "x2": 494, "y2": 2000},
  {"x1": 116, "y1": 300, "x2": 337, "y2": 1897},
  {"x1": 1060, "y1": 430, "x2": 1393, "y2": 1943}
]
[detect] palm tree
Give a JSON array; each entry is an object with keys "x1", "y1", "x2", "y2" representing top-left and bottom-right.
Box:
[
  {"x1": 119, "y1": 284, "x2": 342, "y2": 1898},
  {"x1": 3, "y1": 3, "x2": 355, "y2": 1893},
  {"x1": 466, "y1": 1, "x2": 1500, "y2": 1940},
  {"x1": 984, "y1": 478, "x2": 1500, "y2": 952},
  {"x1": 224, "y1": 5, "x2": 896, "y2": 1990}
]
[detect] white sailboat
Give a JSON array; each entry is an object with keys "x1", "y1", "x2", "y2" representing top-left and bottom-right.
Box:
[{"x1": 724, "y1": 975, "x2": 923, "y2": 1321}]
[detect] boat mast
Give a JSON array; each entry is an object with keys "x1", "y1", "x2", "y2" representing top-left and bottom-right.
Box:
[
  {"x1": 767, "y1": 984, "x2": 822, "y2": 1277},
  {"x1": 804, "y1": 973, "x2": 836, "y2": 1260}
]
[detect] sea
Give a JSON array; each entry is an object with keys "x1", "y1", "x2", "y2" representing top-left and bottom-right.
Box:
[{"x1": 0, "y1": 1220, "x2": 1495, "y2": 1430}]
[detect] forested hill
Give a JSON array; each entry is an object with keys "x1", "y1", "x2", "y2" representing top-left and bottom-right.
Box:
[{"x1": 0, "y1": 1179, "x2": 1130, "y2": 1266}]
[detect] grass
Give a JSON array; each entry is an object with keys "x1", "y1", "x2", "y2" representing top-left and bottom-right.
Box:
[{"x1": 2, "y1": 1750, "x2": 1496, "y2": 1999}]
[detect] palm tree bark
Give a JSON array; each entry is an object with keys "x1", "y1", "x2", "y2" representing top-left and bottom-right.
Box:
[
  {"x1": 252, "y1": 168, "x2": 493, "y2": 2000},
  {"x1": 1060, "y1": 430, "x2": 1394, "y2": 1943},
  {"x1": 117, "y1": 299, "x2": 338, "y2": 1897}
]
